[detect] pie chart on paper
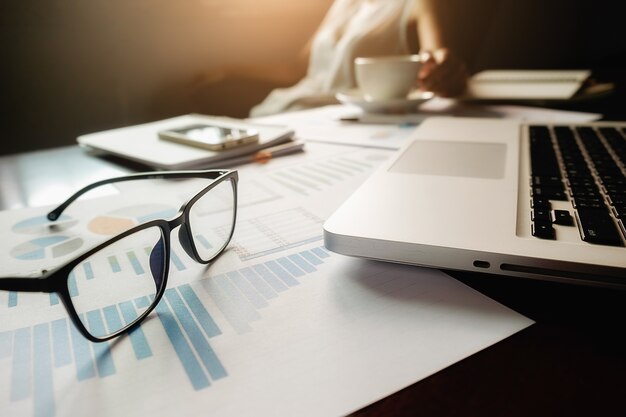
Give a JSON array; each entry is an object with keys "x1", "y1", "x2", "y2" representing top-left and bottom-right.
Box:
[
  {"x1": 11, "y1": 236, "x2": 84, "y2": 260},
  {"x1": 88, "y1": 204, "x2": 177, "y2": 235},
  {"x1": 12, "y1": 214, "x2": 79, "y2": 235}
]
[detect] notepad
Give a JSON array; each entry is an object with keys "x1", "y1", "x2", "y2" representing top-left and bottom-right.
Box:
[
  {"x1": 464, "y1": 70, "x2": 591, "y2": 101},
  {"x1": 77, "y1": 114, "x2": 295, "y2": 170}
]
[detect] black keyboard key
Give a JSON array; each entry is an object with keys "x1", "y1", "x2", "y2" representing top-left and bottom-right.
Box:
[
  {"x1": 532, "y1": 207, "x2": 551, "y2": 222},
  {"x1": 533, "y1": 186, "x2": 567, "y2": 200},
  {"x1": 572, "y1": 196, "x2": 604, "y2": 209},
  {"x1": 530, "y1": 126, "x2": 561, "y2": 177},
  {"x1": 600, "y1": 174, "x2": 626, "y2": 184},
  {"x1": 552, "y1": 210, "x2": 574, "y2": 226},
  {"x1": 532, "y1": 176, "x2": 563, "y2": 187},
  {"x1": 612, "y1": 204, "x2": 626, "y2": 219},
  {"x1": 532, "y1": 196, "x2": 551, "y2": 209},
  {"x1": 568, "y1": 178, "x2": 596, "y2": 188},
  {"x1": 566, "y1": 168, "x2": 593, "y2": 179},
  {"x1": 569, "y1": 186, "x2": 602, "y2": 199},
  {"x1": 604, "y1": 184, "x2": 626, "y2": 195},
  {"x1": 575, "y1": 208, "x2": 624, "y2": 246},
  {"x1": 609, "y1": 195, "x2": 626, "y2": 206},
  {"x1": 532, "y1": 221, "x2": 555, "y2": 240}
]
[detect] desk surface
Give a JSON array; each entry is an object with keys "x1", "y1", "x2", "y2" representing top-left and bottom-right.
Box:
[{"x1": 1, "y1": 143, "x2": 625, "y2": 416}]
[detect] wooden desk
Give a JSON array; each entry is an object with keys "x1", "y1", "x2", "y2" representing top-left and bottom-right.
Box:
[{"x1": 1, "y1": 132, "x2": 625, "y2": 417}]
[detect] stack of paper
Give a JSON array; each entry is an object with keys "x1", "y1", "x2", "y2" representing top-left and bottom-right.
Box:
[
  {"x1": 77, "y1": 114, "x2": 295, "y2": 170},
  {"x1": 464, "y1": 70, "x2": 591, "y2": 101}
]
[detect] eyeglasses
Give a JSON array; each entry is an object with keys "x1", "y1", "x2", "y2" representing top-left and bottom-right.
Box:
[{"x1": 0, "y1": 169, "x2": 238, "y2": 342}]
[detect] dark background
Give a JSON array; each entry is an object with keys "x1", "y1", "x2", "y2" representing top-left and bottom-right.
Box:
[{"x1": 1, "y1": 0, "x2": 626, "y2": 154}]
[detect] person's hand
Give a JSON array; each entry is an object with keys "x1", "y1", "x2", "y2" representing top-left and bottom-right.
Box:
[{"x1": 418, "y1": 48, "x2": 468, "y2": 97}]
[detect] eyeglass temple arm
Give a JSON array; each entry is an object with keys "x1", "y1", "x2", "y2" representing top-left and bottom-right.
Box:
[
  {"x1": 0, "y1": 276, "x2": 52, "y2": 292},
  {"x1": 47, "y1": 170, "x2": 230, "y2": 221}
]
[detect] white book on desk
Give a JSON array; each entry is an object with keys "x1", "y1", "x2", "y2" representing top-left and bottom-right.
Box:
[
  {"x1": 464, "y1": 69, "x2": 591, "y2": 101},
  {"x1": 77, "y1": 114, "x2": 294, "y2": 170}
]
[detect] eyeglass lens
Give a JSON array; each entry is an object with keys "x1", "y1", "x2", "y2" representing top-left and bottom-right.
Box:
[
  {"x1": 187, "y1": 178, "x2": 236, "y2": 262},
  {"x1": 70, "y1": 226, "x2": 167, "y2": 339}
]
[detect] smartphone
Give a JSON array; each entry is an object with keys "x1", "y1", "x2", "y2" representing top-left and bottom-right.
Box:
[{"x1": 158, "y1": 124, "x2": 259, "y2": 151}]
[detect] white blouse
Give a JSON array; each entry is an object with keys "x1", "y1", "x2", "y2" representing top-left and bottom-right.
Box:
[{"x1": 250, "y1": 0, "x2": 416, "y2": 117}]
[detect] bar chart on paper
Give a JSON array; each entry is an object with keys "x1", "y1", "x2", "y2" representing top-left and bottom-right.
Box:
[
  {"x1": 0, "y1": 143, "x2": 393, "y2": 417},
  {"x1": 0, "y1": 238, "x2": 334, "y2": 417},
  {"x1": 266, "y1": 151, "x2": 388, "y2": 197}
]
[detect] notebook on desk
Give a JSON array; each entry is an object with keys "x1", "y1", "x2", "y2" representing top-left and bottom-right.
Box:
[
  {"x1": 463, "y1": 70, "x2": 591, "y2": 101},
  {"x1": 77, "y1": 114, "x2": 294, "y2": 170},
  {"x1": 324, "y1": 117, "x2": 626, "y2": 288}
]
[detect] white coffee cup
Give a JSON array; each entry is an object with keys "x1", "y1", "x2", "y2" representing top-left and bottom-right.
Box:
[{"x1": 354, "y1": 54, "x2": 423, "y2": 101}]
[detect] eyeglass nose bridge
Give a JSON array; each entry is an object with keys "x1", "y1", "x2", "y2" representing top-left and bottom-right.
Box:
[
  {"x1": 166, "y1": 212, "x2": 200, "y2": 263},
  {"x1": 177, "y1": 223, "x2": 198, "y2": 261}
]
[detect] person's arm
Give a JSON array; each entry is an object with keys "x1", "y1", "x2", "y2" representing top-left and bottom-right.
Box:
[{"x1": 415, "y1": 0, "x2": 468, "y2": 97}]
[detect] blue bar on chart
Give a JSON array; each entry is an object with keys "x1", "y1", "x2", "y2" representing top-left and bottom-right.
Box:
[
  {"x1": 49, "y1": 293, "x2": 60, "y2": 306},
  {"x1": 239, "y1": 267, "x2": 278, "y2": 300},
  {"x1": 11, "y1": 327, "x2": 31, "y2": 401},
  {"x1": 321, "y1": 161, "x2": 353, "y2": 176},
  {"x1": 0, "y1": 243, "x2": 335, "y2": 415},
  {"x1": 251, "y1": 264, "x2": 288, "y2": 292},
  {"x1": 83, "y1": 262, "x2": 95, "y2": 280},
  {"x1": 201, "y1": 278, "x2": 252, "y2": 334},
  {"x1": 226, "y1": 271, "x2": 269, "y2": 309},
  {"x1": 33, "y1": 323, "x2": 55, "y2": 417},
  {"x1": 288, "y1": 253, "x2": 316, "y2": 274},
  {"x1": 277, "y1": 257, "x2": 305, "y2": 278},
  {"x1": 68, "y1": 272, "x2": 79, "y2": 298},
  {"x1": 86, "y1": 310, "x2": 116, "y2": 377},
  {"x1": 292, "y1": 168, "x2": 332, "y2": 186},
  {"x1": 271, "y1": 175, "x2": 307, "y2": 196},
  {"x1": 164, "y1": 289, "x2": 227, "y2": 380},
  {"x1": 214, "y1": 274, "x2": 261, "y2": 324},
  {"x1": 118, "y1": 301, "x2": 139, "y2": 324},
  {"x1": 332, "y1": 159, "x2": 364, "y2": 172},
  {"x1": 281, "y1": 171, "x2": 319, "y2": 190},
  {"x1": 69, "y1": 319, "x2": 96, "y2": 381},
  {"x1": 178, "y1": 284, "x2": 221, "y2": 338},
  {"x1": 104, "y1": 304, "x2": 152, "y2": 360},
  {"x1": 170, "y1": 249, "x2": 186, "y2": 271},
  {"x1": 340, "y1": 156, "x2": 372, "y2": 169},
  {"x1": 134, "y1": 296, "x2": 151, "y2": 309},
  {"x1": 311, "y1": 163, "x2": 344, "y2": 181},
  {"x1": 8, "y1": 291, "x2": 18, "y2": 308},
  {"x1": 300, "y1": 250, "x2": 323, "y2": 266},
  {"x1": 154, "y1": 300, "x2": 210, "y2": 390},
  {"x1": 108, "y1": 255, "x2": 121, "y2": 273},
  {"x1": 195, "y1": 234, "x2": 212, "y2": 249},
  {"x1": 264, "y1": 260, "x2": 299, "y2": 287},
  {"x1": 127, "y1": 251, "x2": 145, "y2": 275},
  {"x1": 312, "y1": 246, "x2": 330, "y2": 259},
  {"x1": 51, "y1": 319, "x2": 72, "y2": 368}
]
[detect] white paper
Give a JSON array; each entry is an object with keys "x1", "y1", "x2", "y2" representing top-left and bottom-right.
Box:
[
  {"x1": 252, "y1": 102, "x2": 600, "y2": 150},
  {"x1": 253, "y1": 106, "x2": 419, "y2": 149},
  {"x1": 465, "y1": 70, "x2": 591, "y2": 100},
  {"x1": 0, "y1": 143, "x2": 533, "y2": 417}
]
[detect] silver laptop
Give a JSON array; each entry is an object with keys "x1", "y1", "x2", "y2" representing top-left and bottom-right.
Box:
[{"x1": 324, "y1": 117, "x2": 626, "y2": 288}]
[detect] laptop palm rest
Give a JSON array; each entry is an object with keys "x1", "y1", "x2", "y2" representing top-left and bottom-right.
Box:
[{"x1": 389, "y1": 140, "x2": 507, "y2": 179}]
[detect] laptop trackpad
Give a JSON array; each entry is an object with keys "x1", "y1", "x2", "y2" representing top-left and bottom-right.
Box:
[{"x1": 389, "y1": 140, "x2": 507, "y2": 179}]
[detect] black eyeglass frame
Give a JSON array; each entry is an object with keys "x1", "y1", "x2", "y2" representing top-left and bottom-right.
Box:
[{"x1": 0, "y1": 169, "x2": 238, "y2": 342}]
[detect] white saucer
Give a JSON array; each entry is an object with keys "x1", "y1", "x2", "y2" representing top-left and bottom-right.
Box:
[{"x1": 336, "y1": 89, "x2": 434, "y2": 113}]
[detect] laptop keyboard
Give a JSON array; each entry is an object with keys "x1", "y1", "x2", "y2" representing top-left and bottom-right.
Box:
[{"x1": 529, "y1": 124, "x2": 626, "y2": 246}]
